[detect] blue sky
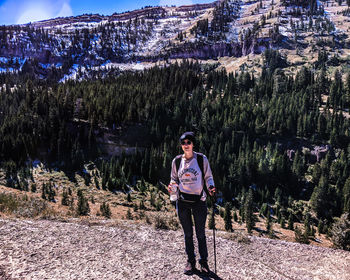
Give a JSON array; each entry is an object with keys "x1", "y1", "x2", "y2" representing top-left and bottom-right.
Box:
[{"x1": 0, "y1": 0, "x2": 214, "y2": 25}]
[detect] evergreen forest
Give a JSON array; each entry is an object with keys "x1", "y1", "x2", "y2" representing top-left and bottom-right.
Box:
[{"x1": 1, "y1": 50, "x2": 350, "y2": 237}]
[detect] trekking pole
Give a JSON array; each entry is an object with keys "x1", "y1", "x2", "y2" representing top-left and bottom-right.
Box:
[
  {"x1": 212, "y1": 201, "x2": 217, "y2": 274},
  {"x1": 210, "y1": 190, "x2": 217, "y2": 275}
]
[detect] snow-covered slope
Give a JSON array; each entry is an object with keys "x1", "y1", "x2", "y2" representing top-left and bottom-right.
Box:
[{"x1": 0, "y1": 0, "x2": 348, "y2": 80}]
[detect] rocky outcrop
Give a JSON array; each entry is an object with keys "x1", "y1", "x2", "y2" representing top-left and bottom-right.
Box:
[
  {"x1": 109, "y1": 7, "x2": 167, "y2": 22},
  {"x1": 30, "y1": 14, "x2": 105, "y2": 28},
  {"x1": 175, "y1": 1, "x2": 220, "y2": 12},
  {"x1": 168, "y1": 36, "x2": 272, "y2": 60},
  {"x1": 30, "y1": 7, "x2": 168, "y2": 28},
  {"x1": 286, "y1": 145, "x2": 332, "y2": 163},
  {"x1": 169, "y1": 42, "x2": 243, "y2": 59},
  {"x1": 310, "y1": 145, "x2": 332, "y2": 163}
]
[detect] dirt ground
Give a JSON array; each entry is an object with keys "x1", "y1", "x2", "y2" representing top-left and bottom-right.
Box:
[{"x1": 0, "y1": 218, "x2": 349, "y2": 280}]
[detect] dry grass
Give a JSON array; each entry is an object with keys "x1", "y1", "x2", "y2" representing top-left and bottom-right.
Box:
[
  {"x1": 0, "y1": 191, "x2": 58, "y2": 219},
  {"x1": 324, "y1": 1, "x2": 350, "y2": 32},
  {"x1": 219, "y1": 230, "x2": 252, "y2": 244},
  {"x1": 0, "y1": 166, "x2": 336, "y2": 249}
]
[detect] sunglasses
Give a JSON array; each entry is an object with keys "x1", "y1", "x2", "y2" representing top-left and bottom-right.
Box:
[{"x1": 181, "y1": 140, "x2": 192, "y2": 145}]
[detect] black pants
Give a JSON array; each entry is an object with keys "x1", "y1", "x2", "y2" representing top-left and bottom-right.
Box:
[{"x1": 176, "y1": 199, "x2": 208, "y2": 264}]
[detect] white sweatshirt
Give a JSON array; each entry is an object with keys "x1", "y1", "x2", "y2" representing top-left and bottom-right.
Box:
[{"x1": 170, "y1": 152, "x2": 215, "y2": 201}]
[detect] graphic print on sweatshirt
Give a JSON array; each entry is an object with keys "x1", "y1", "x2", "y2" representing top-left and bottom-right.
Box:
[
  {"x1": 170, "y1": 152, "x2": 215, "y2": 199},
  {"x1": 178, "y1": 163, "x2": 202, "y2": 195}
]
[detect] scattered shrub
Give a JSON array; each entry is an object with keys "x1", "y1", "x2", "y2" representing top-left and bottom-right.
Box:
[
  {"x1": 167, "y1": 216, "x2": 180, "y2": 230},
  {"x1": 0, "y1": 192, "x2": 56, "y2": 218},
  {"x1": 100, "y1": 202, "x2": 112, "y2": 219},
  {"x1": 155, "y1": 200, "x2": 162, "y2": 211},
  {"x1": 331, "y1": 213, "x2": 350, "y2": 251},
  {"x1": 154, "y1": 214, "x2": 169, "y2": 230},
  {"x1": 294, "y1": 226, "x2": 310, "y2": 244},
  {"x1": 145, "y1": 213, "x2": 152, "y2": 224},
  {"x1": 224, "y1": 231, "x2": 251, "y2": 244},
  {"x1": 126, "y1": 208, "x2": 133, "y2": 220}
]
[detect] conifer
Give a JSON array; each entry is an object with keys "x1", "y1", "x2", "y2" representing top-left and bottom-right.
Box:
[
  {"x1": 245, "y1": 188, "x2": 255, "y2": 233},
  {"x1": 224, "y1": 202, "x2": 233, "y2": 232},
  {"x1": 61, "y1": 189, "x2": 69, "y2": 206},
  {"x1": 77, "y1": 189, "x2": 90, "y2": 216},
  {"x1": 126, "y1": 208, "x2": 133, "y2": 220},
  {"x1": 288, "y1": 212, "x2": 294, "y2": 230},
  {"x1": 100, "y1": 202, "x2": 111, "y2": 219}
]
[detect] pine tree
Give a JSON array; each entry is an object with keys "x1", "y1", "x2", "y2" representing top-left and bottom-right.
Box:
[
  {"x1": 150, "y1": 191, "x2": 156, "y2": 208},
  {"x1": 47, "y1": 182, "x2": 56, "y2": 202},
  {"x1": 100, "y1": 202, "x2": 112, "y2": 219},
  {"x1": 77, "y1": 189, "x2": 90, "y2": 216},
  {"x1": 317, "y1": 220, "x2": 324, "y2": 235},
  {"x1": 155, "y1": 200, "x2": 162, "y2": 211},
  {"x1": 61, "y1": 189, "x2": 70, "y2": 206},
  {"x1": 344, "y1": 177, "x2": 350, "y2": 213},
  {"x1": 139, "y1": 200, "x2": 146, "y2": 210},
  {"x1": 69, "y1": 196, "x2": 75, "y2": 210},
  {"x1": 94, "y1": 176, "x2": 100, "y2": 189},
  {"x1": 224, "y1": 202, "x2": 233, "y2": 232},
  {"x1": 245, "y1": 188, "x2": 255, "y2": 233},
  {"x1": 31, "y1": 183, "x2": 37, "y2": 193},
  {"x1": 310, "y1": 226, "x2": 315, "y2": 237},
  {"x1": 288, "y1": 212, "x2": 294, "y2": 230},
  {"x1": 280, "y1": 216, "x2": 286, "y2": 229},
  {"x1": 41, "y1": 183, "x2": 47, "y2": 200},
  {"x1": 266, "y1": 210, "x2": 273, "y2": 236},
  {"x1": 304, "y1": 213, "x2": 311, "y2": 236},
  {"x1": 126, "y1": 208, "x2": 133, "y2": 220},
  {"x1": 310, "y1": 176, "x2": 329, "y2": 218},
  {"x1": 233, "y1": 210, "x2": 238, "y2": 222}
]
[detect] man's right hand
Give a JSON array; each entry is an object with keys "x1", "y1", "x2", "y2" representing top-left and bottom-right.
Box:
[
  {"x1": 208, "y1": 185, "x2": 216, "y2": 196},
  {"x1": 168, "y1": 182, "x2": 178, "y2": 193}
]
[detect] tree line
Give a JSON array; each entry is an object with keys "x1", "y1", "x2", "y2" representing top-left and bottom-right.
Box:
[{"x1": 1, "y1": 52, "x2": 350, "y2": 236}]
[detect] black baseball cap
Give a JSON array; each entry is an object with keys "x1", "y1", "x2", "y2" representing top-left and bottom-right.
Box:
[{"x1": 179, "y1": 132, "x2": 196, "y2": 145}]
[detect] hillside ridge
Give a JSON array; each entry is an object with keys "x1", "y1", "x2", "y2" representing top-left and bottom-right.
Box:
[{"x1": 1, "y1": 0, "x2": 350, "y2": 80}]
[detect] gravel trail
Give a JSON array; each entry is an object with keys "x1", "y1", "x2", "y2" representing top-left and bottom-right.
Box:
[{"x1": 0, "y1": 218, "x2": 349, "y2": 280}]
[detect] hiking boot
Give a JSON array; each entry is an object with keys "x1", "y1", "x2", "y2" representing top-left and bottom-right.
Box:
[
  {"x1": 200, "y1": 261, "x2": 210, "y2": 276},
  {"x1": 184, "y1": 261, "x2": 196, "y2": 275}
]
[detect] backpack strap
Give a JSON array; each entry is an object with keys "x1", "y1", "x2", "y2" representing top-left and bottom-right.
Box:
[
  {"x1": 175, "y1": 156, "x2": 182, "y2": 185},
  {"x1": 197, "y1": 154, "x2": 209, "y2": 196}
]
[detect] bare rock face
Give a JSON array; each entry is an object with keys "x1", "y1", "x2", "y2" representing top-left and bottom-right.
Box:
[
  {"x1": 311, "y1": 145, "x2": 331, "y2": 163},
  {"x1": 174, "y1": 2, "x2": 219, "y2": 13},
  {"x1": 287, "y1": 149, "x2": 295, "y2": 161},
  {"x1": 169, "y1": 42, "x2": 243, "y2": 60},
  {"x1": 0, "y1": 218, "x2": 350, "y2": 280}
]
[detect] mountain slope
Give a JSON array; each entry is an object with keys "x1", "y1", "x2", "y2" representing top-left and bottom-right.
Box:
[{"x1": 1, "y1": 0, "x2": 350, "y2": 80}]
